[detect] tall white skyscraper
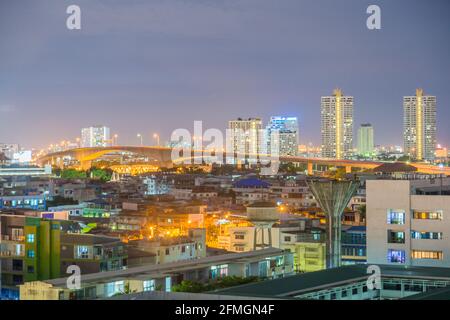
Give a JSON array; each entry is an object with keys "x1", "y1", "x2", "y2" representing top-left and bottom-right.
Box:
[
  {"x1": 228, "y1": 118, "x2": 262, "y2": 163},
  {"x1": 266, "y1": 116, "x2": 299, "y2": 156},
  {"x1": 403, "y1": 89, "x2": 436, "y2": 161},
  {"x1": 81, "y1": 126, "x2": 111, "y2": 148},
  {"x1": 357, "y1": 124, "x2": 374, "y2": 158},
  {"x1": 321, "y1": 89, "x2": 354, "y2": 159}
]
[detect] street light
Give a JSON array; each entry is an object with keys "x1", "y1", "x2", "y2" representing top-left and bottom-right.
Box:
[
  {"x1": 137, "y1": 133, "x2": 143, "y2": 146},
  {"x1": 153, "y1": 133, "x2": 160, "y2": 146}
]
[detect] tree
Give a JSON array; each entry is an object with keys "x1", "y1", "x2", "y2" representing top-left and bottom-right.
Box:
[
  {"x1": 359, "y1": 204, "x2": 366, "y2": 221},
  {"x1": 89, "y1": 167, "x2": 113, "y2": 182},
  {"x1": 60, "y1": 168, "x2": 87, "y2": 179}
]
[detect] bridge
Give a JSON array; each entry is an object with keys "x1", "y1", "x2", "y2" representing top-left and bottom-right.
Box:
[
  {"x1": 37, "y1": 146, "x2": 450, "y2": 176},
  {"x1": 37, "y1": 146, "x2": 174, "y2": 170}
]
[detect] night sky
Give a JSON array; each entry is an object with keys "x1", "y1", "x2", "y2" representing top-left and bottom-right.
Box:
[{"x1": 1, "y1": 0, "x2": 449, "y2": 149}]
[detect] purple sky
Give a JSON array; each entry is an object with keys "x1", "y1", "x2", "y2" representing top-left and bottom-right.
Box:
[{"x1": 1, "y1": 0, "x2": 449, "y2": 149}]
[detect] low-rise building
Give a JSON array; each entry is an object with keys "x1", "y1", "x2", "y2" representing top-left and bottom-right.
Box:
[{"x1": 19, "y1": 248, "x2": 294, "y2": 300}]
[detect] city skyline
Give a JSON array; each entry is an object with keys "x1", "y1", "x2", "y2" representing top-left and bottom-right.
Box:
[{"x1": 1, "y1": 0, "x2": 450, "y2": 149}]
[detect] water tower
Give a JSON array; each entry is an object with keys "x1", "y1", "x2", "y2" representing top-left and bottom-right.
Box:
[
  {"x1": 246, "y1": 202, "x2": 280, "y2": 250},
  {"x1": 307, "y1": 180, "x2": 359, "y2": 269}
]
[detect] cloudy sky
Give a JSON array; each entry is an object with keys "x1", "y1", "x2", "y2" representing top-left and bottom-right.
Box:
[{"x1": 0, "y1": 0, "x2": 449, "y2": 149}]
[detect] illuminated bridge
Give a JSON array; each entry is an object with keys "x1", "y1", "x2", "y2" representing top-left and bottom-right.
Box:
[
  {"x1": 37, "y1": 146, "x2": 174, "y2": 170},
  {"x1": 37, "y1": 146, "x2": 450, "y2": 176}
]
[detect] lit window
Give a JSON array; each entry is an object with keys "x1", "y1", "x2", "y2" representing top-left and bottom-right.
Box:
[
  {"x1": 413, "y1": 210, "x2": 443, "y2": 220},
  {"x1": 27, "y1": 250, "x2": 35, "y2": 258},
  {"x1": 165, "y1": 277, "x2": 172, "y2": 292},
  {"x1": 387, "y1": 231, "x2": 405, "y2": 244},
  {"x1": 411, "y1": 231, "x2": 443, "y2": 240},
  {"x1": 75, "y1": 246, "x2": 91, "y2": 259},
  {"x1": 387, "y1": 249, "x2": 405, "y2": 264},
  {"x1": 143, "y1": 280, "x2": 155, "y2": 292},
  {"x1": 387, "y1": 210, "x2": 405, "y2": 225},
  {"x1": 210, "y1": 264, "x2": 228, "y2": 279},
  {"x1": 412, "y1": 250, "x2": 443, "y2": 260},
  {"x1": 27, "y1": 234, "x2": 35, "y2": 243}
]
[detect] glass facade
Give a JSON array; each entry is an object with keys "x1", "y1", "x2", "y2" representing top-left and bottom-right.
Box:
[
  {"x1": 387, "y1": 210, "x2": 405, "y2": 225},
  {"x1": 387, "y1": 249, "x2": 406, "y2": 264}
]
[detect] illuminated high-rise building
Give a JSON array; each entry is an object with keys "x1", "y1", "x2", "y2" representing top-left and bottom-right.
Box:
[
  {"x1": 403, "y1": 89, "x2": 436, "y2": 161},
  {"x1": 357, "y1": 124, "x2": 374, "y2": 158},
  {"x1": 321, "y1": 89, "x2": 354, "y2": 159},
  {"x1": 81, "y1": 126, "x2": 111, "y2": 148},
  {"x1": 266, "y1": 116, "x2": 299, "y2": 156},
  {"x1": 228, "y1": 118, "x2": 262, "y2": 163}
]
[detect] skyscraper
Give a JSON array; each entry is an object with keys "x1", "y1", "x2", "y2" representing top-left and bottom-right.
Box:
[
  {"x1": 81, "y1": 126, "x2": 111, "y2": 148},
  {"x1": 357, "y1": 124, "x2": 374, "y2": 158},
  {"x1": 403, "y1": 89, "x2": 436, "y2": 161},
  {"x1": 321, "y1": 89, "x2": 354, "y2": 159},
  {"x1": 266, "y1": 116, "x2": 299, "y2": 156},
  {"x1": 228, "y1": 118, "x2": 262, "y2": 163}
]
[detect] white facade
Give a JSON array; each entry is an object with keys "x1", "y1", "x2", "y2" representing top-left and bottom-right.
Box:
[
  {"x1": 81, "y1": 126, "x2": 111, "y2": 148},
  {"x1": 403, "y1": 89, "x2": 436, "y2": 161},
  {"x1": 321, "y1": 89, "x2": 353, "y2": 159},
  {"x1": 228, "y1": 118, "x2": 263, "y2": 164},
  {"x1": 0, "y1": 143, "x2": 19, "y2": 160},
  {"x1": 367, "y1": 180, "x2": 450, "y2": 268}
]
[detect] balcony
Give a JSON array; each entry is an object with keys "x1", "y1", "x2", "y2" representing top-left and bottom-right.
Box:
[
  {"x1": 0, "y1": 235, "x2": 25, "y2": 242},
  {"x1": 0, "y1": 250, "x2": 25, "y2": 258}
]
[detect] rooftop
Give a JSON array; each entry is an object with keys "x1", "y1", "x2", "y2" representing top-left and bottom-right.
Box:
[
  {"x1": 213, "y1": 264, "x2": 450, "y2": 299},
  {"x1": 44, "y1": 247, "x2": 286, "y2": 288},
  {"x1": 234, "y1": 178, "x2": 271, "y2": 189}
]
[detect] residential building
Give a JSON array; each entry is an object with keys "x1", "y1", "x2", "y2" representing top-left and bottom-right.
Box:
[
  {"x1": 321, "y1": 89, "x2": 354, "y2": 159},
  {"x1": 81, "y1": 126, "x2": 111, "y2": 148},
  {"x1": 228, "y1": 118, "x2": 263, "y2": 164},
  {"x1": 0, "y1": 214, "x2": 127, "y2": 299},
  {"x1": 367, "y1": 179, "x2": 450, "y2": 267},
  {"x1": 60, "y1": 234, "x2": 126, "y2": 274},
  {"x1": 403, "y1": 89, "x2": 436, "y2": 161},
  {"x1": 266, "y1": 116, "x2": 299, "y2": 156},
  {"x1": 0, "y1": 195, "x2": 47, "y2": 210},
  {"x1": 0, "y1": 215, "x2": 61, "y2": 300},
  {"x1": 0, "y1": 144, "x2": 19, "y2": 160},
  {"x1": 357, "y1": 124, "x2": 374, "y2": 158},
  {"x1": 341, "y1": 226, "x2": 366, "y2": 265},
  {"x1": 19, "y1": 248, "x2": 294, "y2": 300},
  {"x1": 129, "y1": 229, "x2": 206, "y2": 264}
]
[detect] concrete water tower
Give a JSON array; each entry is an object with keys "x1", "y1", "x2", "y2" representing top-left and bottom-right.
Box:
[
  {"x1": 307, "y1": 180, "x2": 359, "y2": 269},
  {"x1": 246, "y1": 202, "x2": 280, "y2": 250}
]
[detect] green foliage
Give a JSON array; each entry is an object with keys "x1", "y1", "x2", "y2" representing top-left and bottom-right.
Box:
[
  {"x1": 60, "y1": 168, "x2": 87, "y2": 179},
  {"x1": 171, "y1": 276, "x2": 260, "y2": 293},
  {"x1": 397, "y1": 156, "x2": 412, "y2": 162},
  {"x1": 89, "y1": 167, "x2": 113, "y2": 181},
  {"x1": 279, "y1": 162, "x2": 306, "y2": 174},
  {"x1": 359, "y1": 204, "x2": 367, "y2": 220}
]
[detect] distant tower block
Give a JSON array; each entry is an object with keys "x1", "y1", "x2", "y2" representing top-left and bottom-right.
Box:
[
  {"x1": 246, "y1": 202, "x2": 280, "y2": 250},
  {"x1": 307, "y1": 180, "x2": 358, "y2": 269}
]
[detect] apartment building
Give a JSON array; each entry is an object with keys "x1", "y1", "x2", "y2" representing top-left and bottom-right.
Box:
[{"x1": 367, "y1": 179, "x2": 450, "y2": 267}]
